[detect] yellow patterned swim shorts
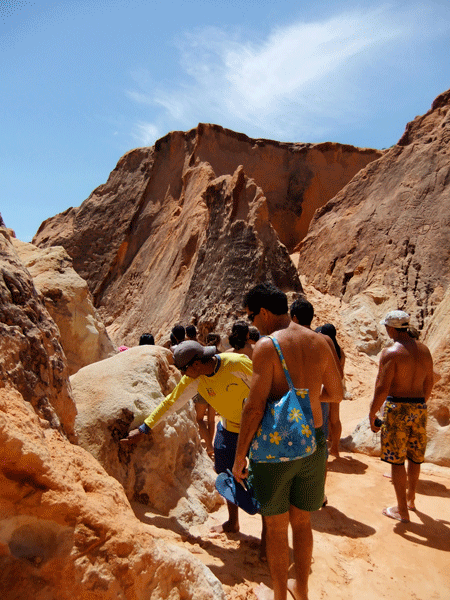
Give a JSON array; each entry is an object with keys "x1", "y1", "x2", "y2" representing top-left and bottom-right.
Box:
[{"x1": 380, "y1": 400, "x2": 427, "y2": 465}]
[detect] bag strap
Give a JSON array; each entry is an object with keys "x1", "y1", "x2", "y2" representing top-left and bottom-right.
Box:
[{"x1": 268, "y1": 336, "x2": 295, "y2": 390}]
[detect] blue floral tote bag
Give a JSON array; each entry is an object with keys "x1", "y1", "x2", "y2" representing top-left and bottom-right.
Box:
[{"x1": 249, "y1": 336, "x2": 316, "y2": 463}]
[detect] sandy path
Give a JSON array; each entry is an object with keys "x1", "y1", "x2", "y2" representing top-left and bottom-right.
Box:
[{"x1": 145, "y1": 452, "x2": 450, "y2": 599}]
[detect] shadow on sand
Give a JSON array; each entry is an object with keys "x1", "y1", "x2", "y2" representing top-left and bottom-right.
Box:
[
  {"x1": 326, "y1": 454, "x2": 369, "y2": 475},
  {"x1": 311, "y1": 505, "x2": 376, "y2": 538},
  {"x1": 390, "y1": 509, "x2": 450, "y2": 551}
]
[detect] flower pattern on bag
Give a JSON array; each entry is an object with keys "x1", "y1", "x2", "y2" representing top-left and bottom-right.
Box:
[{"x1": 249, "y1": 336, "x2": 317, "y2": 464}]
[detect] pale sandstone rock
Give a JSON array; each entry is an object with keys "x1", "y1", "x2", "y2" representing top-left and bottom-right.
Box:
[
  {"x1": 0, "y1": 388, "x2": 225, "y2": 600},
  {"x1": 71, "y1": 345, "x2": 222, "y2": 527},
  {"x1": 422, "y1": 285, "x2": 450, "y2": 465},
  {"x1": 12, "y1": 239, "x2": 116, "y2": 375},
  {"x1": 0, "y1": 232, "x2": 224, "y2": 598},
  {"x1": 342, "y1": 284, "x2": 450, "y2": 466},
  {"x1": 297, "y1": 89, "x2": 450, "y2": 329},
  {"x1": 297, "y1": 90, "x2": 450, "y2": 465},
  {"x1": 0, "y1": 228, "x2": 76, "y2": 441}
]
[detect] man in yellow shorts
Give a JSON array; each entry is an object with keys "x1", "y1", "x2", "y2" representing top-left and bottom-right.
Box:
[{"x1": 369, "y1": 310, "x2": 434, "y2": 524}]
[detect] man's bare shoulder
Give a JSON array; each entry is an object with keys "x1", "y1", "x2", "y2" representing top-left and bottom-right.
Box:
[{"x1": 273, "y1": 321, "x2": 320, "y2": 344}]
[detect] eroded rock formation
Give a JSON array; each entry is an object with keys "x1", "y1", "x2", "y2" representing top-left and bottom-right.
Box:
[
  {"x1": 0, "y1": 388, "x2": 224, "y2": 600},
  {"x1": 33, "y1": 124, "x2": 380, "y2": 345},
  {"x1": 13, "y1": 239, "x2": 116, "y2": 375},
  {"x1": 0, "y1": 225, "x2": 225, "y2": 599},
  {"x1": 71, "y1": 345, "x2": 222, "y2": 527},
  {"x1": 303, "y1": 89, "x2": 450, "y2": 466},
  {"x1": 0, "y1": 228, "x2": 76, "y2": 441},
  {"x1": 297, "y1": 89, "x2": 450, "y2": 329}
]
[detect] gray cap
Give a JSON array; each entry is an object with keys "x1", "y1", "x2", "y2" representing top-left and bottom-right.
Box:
[
  {"x1": 380, "y1": 310, "x2": 410, "y2": 329},
  {"x1": 173, "y1": 340, "x2": 216, "y2": 369}
]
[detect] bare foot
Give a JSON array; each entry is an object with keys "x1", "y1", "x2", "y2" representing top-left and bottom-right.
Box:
[
  {"x1": 329, "y1": 446, "x2": 340, "y2": 458},
  {"x1": 254, "y1": 583, "x2": 274, "y2": 600},
  {"x1": 406, "y1": 492, "x2": 416, "y2": 511},
  {"x1": 210, "y1": 520, "x2": 239, "y2": 533},
  {"x1": 287, "y1": 578, "x2": 308, "y2": 600},
  {"x1": 382, "y1": 506, "x2": 409, "y2": 523}
]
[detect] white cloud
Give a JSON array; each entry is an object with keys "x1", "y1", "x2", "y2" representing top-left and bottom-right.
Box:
[
  {"x1": 128, "y1": 5, "x2": 431, "y2": 142},
  {"x1": 133, "y1": 121, "x2": 161, "y2": 146}
]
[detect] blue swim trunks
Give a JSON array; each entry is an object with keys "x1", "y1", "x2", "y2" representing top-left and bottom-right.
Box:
[{"x1": 214, "y1": 421, "x2": 239, "y2": 475}]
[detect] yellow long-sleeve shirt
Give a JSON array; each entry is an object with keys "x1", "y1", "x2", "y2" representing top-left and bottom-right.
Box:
[{"x1": 144, "y1": 353, "x2": 253, "y2": 433}]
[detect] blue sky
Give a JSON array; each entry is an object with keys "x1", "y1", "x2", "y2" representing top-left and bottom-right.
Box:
[{"x1": 2, "y1": 0, "x2": 450, "y2": 242}]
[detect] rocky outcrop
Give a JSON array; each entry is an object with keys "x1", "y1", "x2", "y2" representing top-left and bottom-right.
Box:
[
  {"x1": 297, "y1": 89, "x2": 450, "y2": 465},
  {"x1": 0, "y1": 224, "x2": 225, "y2": 599},
  {"x1": 421, "y1": 285, "x2": 450, "y2": 465},
  {"x1": 13, "y1": 239, "x2": 116, "y2": 375},
  {"x1": 0, "y1": 228, "x2": 76, "y2": 441},
  {"x1": 71, "y1": 345, "x2": 222, "y2": 528},
  {"x1": 33, "y1": 124, "x2": 380, "y2": 345},
  {"x1": 297, "y1": 88, "x2": 450, "y2": 330},
  {"x1": 0, "y1": 388, "x2": 224, "y2": 600}
]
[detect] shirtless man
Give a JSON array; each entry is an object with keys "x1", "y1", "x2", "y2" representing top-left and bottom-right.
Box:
[
  {"x1": 232, "y1": 283, "x2": 343, "y2": 600},
  {"x1": 369, "y1": 310, "x2": 434, "y2": 524}
]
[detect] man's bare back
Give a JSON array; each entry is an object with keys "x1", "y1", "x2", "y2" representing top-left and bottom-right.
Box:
[
  {"x1": 261, "y1": 321, "x2": 343, "y2": 428},
  {"x1": 381, "y1": 338, "x2": 434, "y2": 398},
  {"x1": 373, "y1": 337, "x2": 434, "y2": 407}
]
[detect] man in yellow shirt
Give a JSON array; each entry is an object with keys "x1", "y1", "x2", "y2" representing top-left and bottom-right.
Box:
[{"x1": 121, "y1": 340, "x2": 253, "y2": 533}]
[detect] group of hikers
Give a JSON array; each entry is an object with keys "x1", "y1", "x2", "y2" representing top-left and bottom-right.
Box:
[{"x1": 120, "y1": 282, "x2": 435, "y2": 600}]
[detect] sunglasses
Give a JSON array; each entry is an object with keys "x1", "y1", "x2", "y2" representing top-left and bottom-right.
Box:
[{"x1": 248, "y1": 310, "x2": 260, "y2": 323}]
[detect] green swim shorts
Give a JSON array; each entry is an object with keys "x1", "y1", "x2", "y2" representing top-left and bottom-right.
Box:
[{"x1": 249, "y1": 427, "x2": 327, "y2": 516}]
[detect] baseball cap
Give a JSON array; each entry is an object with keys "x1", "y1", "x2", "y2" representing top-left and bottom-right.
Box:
[
  {"x1": 173, "y1": 341, "x2": 216, "y2": 369},
  {"x1": 380, "y1": 310, "x2": 410, "y2": 329}
]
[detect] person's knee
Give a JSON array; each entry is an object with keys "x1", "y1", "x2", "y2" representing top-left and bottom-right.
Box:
[
  {"x1": 263, "y1": 512, "x2": 289, "y2": 535},
  {"x1": 289, "y1": 505, "x2": 311, "y2": 528}
]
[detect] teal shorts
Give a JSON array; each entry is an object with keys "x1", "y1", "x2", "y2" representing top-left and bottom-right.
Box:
[{"x1": 249, "y1": 428, "x2": 327, "y2": 516}]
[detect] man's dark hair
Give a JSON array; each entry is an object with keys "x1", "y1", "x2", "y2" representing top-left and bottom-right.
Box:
[
  {"x1": 185, "y1": 325, "x2": 197, "y2": 339},
  {"x1": 171, "y1": 325, "x2": 185, "y2": 344},
  {"x1": 244, "y1": 283, "x2": 288, "y2": 316},
  {"x1": 206, "y1": 332, "x2": 221, "y2": 346},
  {"x1": 228, "y1": 320, "x2": 249, "y2": 351},
  {"x1": 139, "y1": 333, "x2": 155, "y2": 345},
  {"x1": 290, "y1": 297, "x2": 314, "y2": 327},
  {"x1": 248, "y1": 326, "x2": 260, "y2": 342}
]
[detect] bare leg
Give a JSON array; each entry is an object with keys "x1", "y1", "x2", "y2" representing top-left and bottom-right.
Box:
[
  {"x1": 383, "y1": 463, "x2": 409, "y2": 522},
  {"x1": 211, "y1": 500, "x2": 240, "y2": 533},
  {"x1": 207, "y1": 405, "x2": 216, "y2": 457},
  {"x1": 406, "y1": 460, "x2": 421, "y2": 510},
  {"x1": 328, "y1": 403, "x2": 342, "y2": 457},
  {"x1": 195, "y1": 404, "x2": 214, "y2": 455},
  {"x1": 260, "y1": 516, "x2": 267, "y2": 561},
  {"x1": 262, "y1": 512, "x2": 290, "y2": 600},
  {"x1": 287, "y1": 506, "x2": 312, "y2": 600}
]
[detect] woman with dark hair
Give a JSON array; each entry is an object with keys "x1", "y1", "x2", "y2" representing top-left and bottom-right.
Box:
[
  {"x1": 316, "y1": 323, "x2": 345, "y2": 457},
  {"x1": 139, "y1": 333, "x2": 155, "y2": 345},
  {"x1": 228, "y1": 320, "x2": 253, "y2": 359}
]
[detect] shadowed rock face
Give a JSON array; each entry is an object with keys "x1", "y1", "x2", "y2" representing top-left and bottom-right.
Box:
[
  {"x1": 297, "y1": 89, "x2": 450, "y2": 329},
  {"x1": 0, "y1": 228, "x2": 76, "y2": 441},
  {"x1": 33, "y1": 124, "x2": 380, "y2": 344},
  {"x1": 0, "y1": 223, "x2": 225, "y2": 600},
  {"x1": 13, "y1": 239, "x2": 116, "y2": 375}
]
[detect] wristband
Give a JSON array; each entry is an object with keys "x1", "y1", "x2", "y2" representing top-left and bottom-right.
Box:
[{"x1": 138, "y1": 423, "x2": 151, "y2": 434}]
